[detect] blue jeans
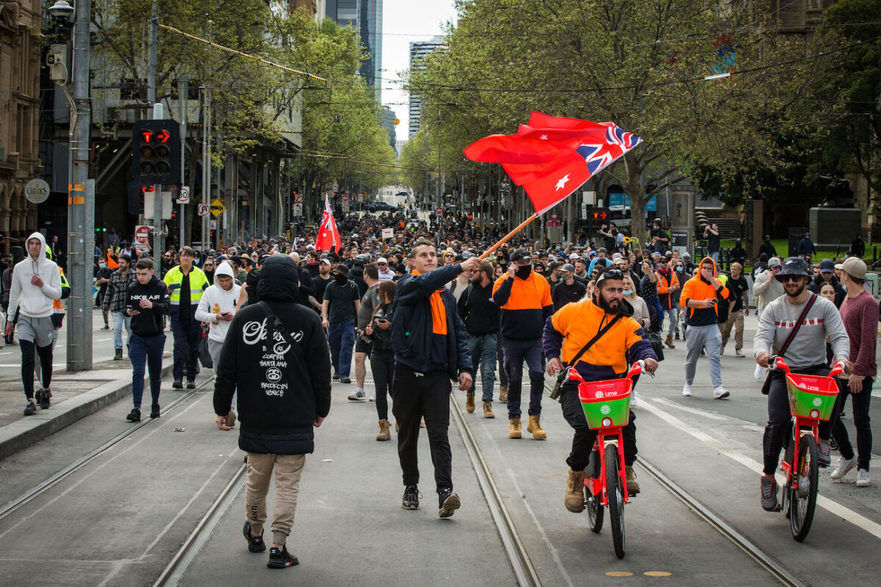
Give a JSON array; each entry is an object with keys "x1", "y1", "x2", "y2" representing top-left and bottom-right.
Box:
[
  {"x1": 328, "y1": 320, "x2": 355, "y2": 378},
  {"x1": 130, "y1": 333, "x2": 165, "y2": 408},
  {"x1": 467, "y1": 333, "x2": 497, "y2": 402},
  {"x1": 502, "y1": 337, "x2": 545, "y2": 417},
  {"x1": 113, "y1": 311, "x2": 131, "y2": 350}
]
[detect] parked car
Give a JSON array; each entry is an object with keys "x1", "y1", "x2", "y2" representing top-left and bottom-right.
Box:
[{"x1": 366, "y1": 201, "x2": 399, "y2": 213}]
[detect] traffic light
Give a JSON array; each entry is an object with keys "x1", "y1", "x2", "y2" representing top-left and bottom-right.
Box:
[
  {"x1": 589, "y1": 207, "x2": 611, "y2": 223},
  {"x1": 132, "y1": 119, "x2": 180, "y2": 185}
]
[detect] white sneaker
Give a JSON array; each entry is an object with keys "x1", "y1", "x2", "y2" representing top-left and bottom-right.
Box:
[
  {"x1": 856, "y1": 469, "x2": 871, "y2": 487},
  {"x1": 713, "y1": 386, "x2": 730, "y2": 399},
  {"x1": 630, "y1": 389, "x2": 639, "y2": 407},
  {"x1": 830, "y1": 456, "x2": 857, "y2": 480},
  {"x1": 347, "y1": 388, "x2": 367, "y2": 401},
  {"x1": 735, "y1": 350, "x2": 745, "y2": 358},
  {"x1": 754, "y1": 364, "x2": 765, "y2": 379},
  {"x1": 682, "y1": 384, "x2": 692, "y2": 397}
]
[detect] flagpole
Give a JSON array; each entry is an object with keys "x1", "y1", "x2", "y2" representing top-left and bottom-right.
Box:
[{"x1": 480, "y1": 213, "x2": 540, "y2": 260}]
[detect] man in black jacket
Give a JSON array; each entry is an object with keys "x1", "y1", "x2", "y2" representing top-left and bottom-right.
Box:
[
  {"x1": 808, "y1": 259, "x2": 846, "y2": 307},
  {"x1": 392, "y1": 238, "x2": 477, "y2": 517},
  {"x1": 552, "y1": 263, "x2": 587, "y2": 311},
  {"x1": 214, "y1": 255, "x2": 331, "y2": 569},
  {"x1": 125, "y1": 259, "x2": 170, "y2": 422},
  {"x1": 457, "y1": 261, "x2": 500, "y2": 418}
]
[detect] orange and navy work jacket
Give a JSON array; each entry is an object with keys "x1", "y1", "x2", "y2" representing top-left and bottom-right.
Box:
[
  {"x1": 679, "y1": 257, "x2": 729, "y2": 326},
  {"x1": 655, "y1": 269, "x2": 679, "y2": 308},
  {"x1": 492, "y1": 271, "x2": 553, "y2": 340},
  {"x1": 542, "y1": 298, "x2": 655, "y2": 381}
]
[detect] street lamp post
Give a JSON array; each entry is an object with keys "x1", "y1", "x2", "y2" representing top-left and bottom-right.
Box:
[{"x1": 51, "y1": 0, "x2": 93, "y2": 372}]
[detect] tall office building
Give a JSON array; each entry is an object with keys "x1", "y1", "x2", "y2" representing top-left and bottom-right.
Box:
[
  {"x1": 408, "y1": 37, "x2": 445, "y2": 139},
  {"x1": 324, "y1": 0, "x2": 382, "y2": 94}
]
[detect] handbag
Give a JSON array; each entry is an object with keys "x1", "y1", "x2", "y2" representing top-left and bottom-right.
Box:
[
  {"x1": 760, "y1": 294, "x2": 817, "y2": 395},
  {"x1": 549, "y1": 315, "x2": 621, "y2": 400},
  {"x1": 647, "y1": 330, "x2": 665, "y2": 362},
  {"x1": 198, "y1": 326, "x2": 213, "y2": 369}
]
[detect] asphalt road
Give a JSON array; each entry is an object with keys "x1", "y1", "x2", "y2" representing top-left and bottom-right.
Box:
[{"x1": 0, "y1": 313, "x2": 878, "y2": 585}]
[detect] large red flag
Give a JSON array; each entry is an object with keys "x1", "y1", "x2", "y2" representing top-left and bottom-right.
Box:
[
  {"x1": 315, "y1": 195, "x2": 341, "y2": 252},
  {"x1": 464, "y1": 112, "x2": 641, "y2": 214}
]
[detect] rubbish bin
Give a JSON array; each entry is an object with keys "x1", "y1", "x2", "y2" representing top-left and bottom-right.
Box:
[{"x1": 865, "y1": 272, "x2": 879, "y2": 298}]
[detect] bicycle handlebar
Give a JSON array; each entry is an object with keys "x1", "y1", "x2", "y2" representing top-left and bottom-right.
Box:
[{"x1": 771, "y1": 355, "x2": 846, "y2": 378}]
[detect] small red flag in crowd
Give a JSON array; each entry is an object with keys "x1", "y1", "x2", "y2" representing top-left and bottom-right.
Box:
[
  {"x1": 464, "y1": 112, "x2": 641, "y2": 214},
  {"x1": 315, "y1": 195, "x2": 341, "y2": 252}
]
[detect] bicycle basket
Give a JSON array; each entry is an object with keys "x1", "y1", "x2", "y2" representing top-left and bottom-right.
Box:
[
  {"x1": 578, "y1": 378, "x2": 632, "y2": 429},
  {"x1": 785, "y1": 373, "x2": 838, "y2": 420}
]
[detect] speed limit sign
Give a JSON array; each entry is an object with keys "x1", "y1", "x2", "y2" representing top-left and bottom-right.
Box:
[
  {"x1": 176, "y1": 185, "x2": 191, "y2": 204},
  {"x1": 197, "y1": 203, "x2": 210, "y2": 217}
]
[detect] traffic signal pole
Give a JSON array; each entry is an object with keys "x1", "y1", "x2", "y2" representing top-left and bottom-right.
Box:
[{"x1": 66, "y1": 0, "x2": 94, "y2": 372}]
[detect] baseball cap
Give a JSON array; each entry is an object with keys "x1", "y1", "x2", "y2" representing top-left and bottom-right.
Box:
[
  {"x1": 333, "y1": 264, "x2": 349, "y2": 277},
  {"x1": 768, "y1": 257, "x2": 782, "y2": 268},
  {"x1": 840, "y1": 257, "x2": 867, "y2": 280},
  {"x1": 562, "y1": 263, "x2": 576, "y2": 273},
  {"x1": 819, "y1": 259, "x2": 835, "y2": 273},
  {"x1": 511, "y1": 248, "x2": 531, "y2": 264},
  {"x1": 319, "y1": 258, "x2": 331, "y2": 266},
  {"x1": 377, "y1": 257, "x2": 388, "y2": 264},
  {"x1": 569, "y1": 253, "x2": 580, "y2": 260}
]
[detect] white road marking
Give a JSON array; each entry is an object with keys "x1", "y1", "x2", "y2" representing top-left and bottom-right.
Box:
[{"x1": 641, "y1": 398, "x2": 881, "y2": 541}]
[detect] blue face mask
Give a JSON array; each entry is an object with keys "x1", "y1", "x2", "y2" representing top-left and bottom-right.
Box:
[{"x1": 623, "y1": 289, "x2": 633, "y2": 296}]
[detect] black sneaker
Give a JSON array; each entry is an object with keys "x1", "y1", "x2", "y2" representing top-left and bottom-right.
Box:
[
  {"x1": 340, "y1": 378, "x2": 351, "y2": 384},
  {"x1": 172, "y1": 380, "x2": 183, "y2": 390},
  {"x1": 126, "y1": 408, "x2": 141, "y2": 422},
  {"x1": 186, "y1": 381, "x2": 196, "y2": 390},
  {"x1": 242, "y1": 521, "x2": 266, "y2": 553},
  {"x1": 38, "y1": 389, "x2": 51, "y2": 410},
  {"x1": 267, "y1": 545, "x2": 298, "y2": 569},
  {"x1": 150, "y1": 404, "x2": 161, "y2": 419},
  {"x1": 332, "y1": 373, "x2": 340, "y2": 381},
  {"x1": 438, "y1": 488, "x2": 461, "y2": 518},
  {"x1": 401, "y1": 485, "x2": 419, "y2": 510},
  {"x1": 23, "y1": 400, "x2": 36, "y2": 416},
  {"x1": 760, "y1": 476, "x2": 778, "y2": 512}
]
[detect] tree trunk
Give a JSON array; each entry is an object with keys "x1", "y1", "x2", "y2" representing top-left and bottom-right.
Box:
[{"x1": 628, "y1": 186, "x2": 647, "y2": 249}]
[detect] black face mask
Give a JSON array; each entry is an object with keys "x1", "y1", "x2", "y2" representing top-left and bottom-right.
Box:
[
  {"x1": 334, "y1": 273, "x2": 348, "y2": 284},
  {"x1": 516, "y1": 265, "x2": 532, "y2": 279}
]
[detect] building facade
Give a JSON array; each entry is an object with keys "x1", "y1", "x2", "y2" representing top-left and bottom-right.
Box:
[
  {"x1": 324, "y1": 0, "x2": 382, "y2": 95},
  {"x1": 0, "y1": 0, "x2": 42, "y2": 250},
  {"x1": 408, "y1": 37, "x2": 445, "y2": 139}
]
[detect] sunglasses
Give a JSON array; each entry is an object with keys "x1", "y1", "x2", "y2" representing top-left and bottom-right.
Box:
[
  {"x1": 771, "y1": 266, "x2": 782, "y2": 270},
  {"x1": 780, "y1": 275, "x2": 804, "y2": 282}
]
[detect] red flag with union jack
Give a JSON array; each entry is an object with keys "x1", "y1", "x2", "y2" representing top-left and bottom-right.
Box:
[
  {"x1": 315, "y1": 195, "x2": 341, "y2": 252},
  {"x1": 464, "y1": 112, "x2": 641, "y2": 214}
]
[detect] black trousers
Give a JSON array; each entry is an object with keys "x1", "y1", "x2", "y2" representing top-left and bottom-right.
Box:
[
  {"x1": 370, "y1": 349, "x2": 395, "y2": 421},
  {"x1": 559, "y1": 382, "x2": 637, "y2": 470},
  {"x1": 763, "y1": 364, "x2": 830, "y2": 475},
  {"x1": 829, "y1": 377, "x2": 873, "y2": 470},
  {"x1": 21, "y1": 340, "x2": 53, "y2": 399},
  {"x1": 392, "y1": 366, "x2": 453, "y2": 492}
]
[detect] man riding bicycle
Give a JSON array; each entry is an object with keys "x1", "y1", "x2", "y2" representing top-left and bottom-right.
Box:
[
  {"x1": 754, "y1": 257, "x2": 850, "y2": 511},
  {"x1": 543, "y1": 268, "x2": 659, "y2": 512}
]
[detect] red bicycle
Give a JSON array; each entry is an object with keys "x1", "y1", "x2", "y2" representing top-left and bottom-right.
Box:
[
  {"x1": 568, "y1": 361, "x2": 643, "y2": 559},
  {"x1": 771, "y1": 357, "x2": 843, "y2": 542}
]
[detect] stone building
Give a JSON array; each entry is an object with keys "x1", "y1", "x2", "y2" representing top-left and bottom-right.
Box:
[{"x1": 0, "y1": 0, "x2": 41, "y2": 250}]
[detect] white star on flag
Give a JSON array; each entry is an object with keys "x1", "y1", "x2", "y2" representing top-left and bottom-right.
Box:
[
  {"x1": 539, "y1": 134, "x2": 549, "y2": 140},
  {"x1": 555, "y1": 174, "x2": 570, "y2": 191}
]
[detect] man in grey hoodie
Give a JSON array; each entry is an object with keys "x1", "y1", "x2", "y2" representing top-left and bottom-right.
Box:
[{"x1": 5, "y1": 233, "x2": 62, "y2": 415}]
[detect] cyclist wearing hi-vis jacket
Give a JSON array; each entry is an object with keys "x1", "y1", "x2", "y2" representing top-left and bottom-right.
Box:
[
  {"x1": 543, "y1": 268, "x2": 658, "y2": 514},
  {"x1": 754, "y1": 257, "x2": 850, "y2": 512}
]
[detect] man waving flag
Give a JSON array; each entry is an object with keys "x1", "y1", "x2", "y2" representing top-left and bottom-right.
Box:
[
  {"x1": 315, "y1": 195, "x2": 341, "y2": 252},
  {"x1": 464, "y1": 112, "x2": 641, "y2": 215}
]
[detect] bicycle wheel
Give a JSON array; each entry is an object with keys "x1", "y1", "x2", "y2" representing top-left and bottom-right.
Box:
[
  {"x1": 789, "y1": 435, "x2": 819, "y2": 542},
  {"x1": 605, "y1": 443, "x2": 625, "y2": 558},
  {"x1": 585, "y1": 483, "x2": 604, "y2": 533}
]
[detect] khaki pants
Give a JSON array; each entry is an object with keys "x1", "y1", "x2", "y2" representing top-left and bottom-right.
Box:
[
  {"x1": 719, "y1": 309, "x2": 744, "y2": 352},
  {"x1": 246, "y1": 453, "x2": 306, "y2": 547}
]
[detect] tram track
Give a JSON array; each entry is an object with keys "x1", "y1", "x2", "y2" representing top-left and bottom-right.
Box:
[{"x1": 0, "y1": 378, "x2": 213, "y2": 522}]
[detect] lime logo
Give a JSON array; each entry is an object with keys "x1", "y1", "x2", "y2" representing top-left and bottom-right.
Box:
[
  {"x1": 812, "y1": 397, "x2": 822, "y2": 407},
  {"x1": 600, "y1": 404, "x2": 611, "y2": 415}
]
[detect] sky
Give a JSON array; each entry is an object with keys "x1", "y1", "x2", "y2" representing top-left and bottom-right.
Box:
[{"x1": 380, "y1": 0, "x2": 458, "y2": 144}]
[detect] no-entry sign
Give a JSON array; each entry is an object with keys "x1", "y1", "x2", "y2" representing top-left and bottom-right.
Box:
[{"x1": 134, "y1": 225, "x2": 151, "y2": 245}]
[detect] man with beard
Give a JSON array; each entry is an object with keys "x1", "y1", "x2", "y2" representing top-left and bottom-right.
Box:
[
  {"x1": 493, "y1": 248, "x2": 554, "y2": 440},
  {"x1": 754, "y1": 257, "x2": 850, "y2": 510},
  {"x1": 544, "y1": 268, "x2": 658, "y2": 509}
]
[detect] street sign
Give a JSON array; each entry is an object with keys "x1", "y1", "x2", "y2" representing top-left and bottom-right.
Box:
[
  {"x1": 176, "y1": 185, "x2": 190, "y2": 204},
  {"x1": 381, "y1": 228, "x2": 394, "y2": 239},
  {"x1": 25, "y1": 179, "x2": 51, "y2": 204},
  {"x1": 435, "y1": 206, "x2": 443, "y2": 216},
  {"x1": 134, "y1": 225, "x2": 151, "y2": 245},
  {"x1": 209, "y1": 219, "x2": 217, "y2": 230},
  {"x1": 210, "y1": 199, "x2": 226, "y2": 217},
  {"x1": 341, "y1": 193, "x2": 350, "y2": 213},
  {"x1": 293, "y1": 203, "x2": 303, "y2": 217},
  {"x1": 197, "y1": 203, "x2": 210, "y2": 217}
]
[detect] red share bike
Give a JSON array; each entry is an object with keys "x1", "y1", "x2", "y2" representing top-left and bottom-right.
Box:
[
  {"x1": 567, "y1": 360, "x2": 644, "y2": 559},
  {"x1": 770, "y1": 357, "x2": 844, "y2": 542}
]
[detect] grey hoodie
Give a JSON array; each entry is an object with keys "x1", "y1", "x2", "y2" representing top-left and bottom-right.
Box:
[{"x1": 7, "y1": 232, "x2": 62, "y2": 320}]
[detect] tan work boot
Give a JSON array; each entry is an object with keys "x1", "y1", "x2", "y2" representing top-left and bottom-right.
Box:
[
  {"x1": 625, "y1": 466, "x2": 640, "y2": 495},
  {"x1": 665, "y1": 334, "x2": 675, "y2": 349},
  {"x1": 376, "y1": 419, "x2": 391, "y2": 441},
  {"x1": 508, "y1": 416, "x2": 522, "y2": 439},
  {"x1": 465, "y1": 392, "x2": 475, "y2": 413},
  {"x1": 566, "y1": 469, "x2": 585, "y2": 512},
  {"x1": 498, "y1": 385, "x2": 508, "y2": 403},
  {"x1": 483, "y1": 401, "x2": 495, "y2": 419},
  {"x1": 526, "y1": 414, "x2": 547, "y2": 440}
]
